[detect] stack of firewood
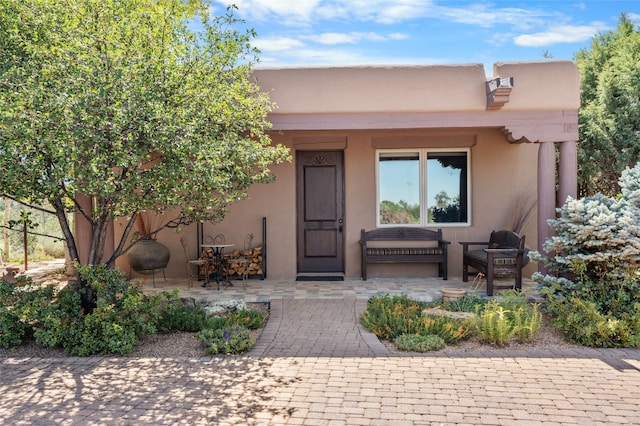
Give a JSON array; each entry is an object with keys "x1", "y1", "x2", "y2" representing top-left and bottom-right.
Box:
[{"x1": 223, "y1": 246, "x2": 263, "y2": 278}]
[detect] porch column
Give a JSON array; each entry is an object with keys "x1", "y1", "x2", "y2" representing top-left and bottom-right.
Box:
[
  {"x1": 558, "y1": 140, "x2": 578, "y2": 205},
  {"x1": 74, "y1": 194, "x2": 93, "y2": 265},
  {"x1": 537, "y1": 141, "x2": 556, "y2": 272},
  {"x1": 73, "y1": 195, "x2": 115, "y2": 265}
]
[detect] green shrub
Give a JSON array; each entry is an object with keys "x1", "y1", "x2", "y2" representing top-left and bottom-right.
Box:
[
  {"x1": 226, "y1": 309, "x2": 267, "y2": 330},
  {"x1": 205, "y1": 309, "x2": 267, "y2": 330},
  {"x1": 197, "y1": 326, "x2": 255, "y2": 355},
  {"x1": 496, "y1": 290, "x2": 543, "y2": 343},
  {"x1": 0, "y1": 276, "x2": 57, "y2": 348},
  {"x1": 418, "y1": 314, "x2": 473, "y2": 344},
  {"x1": 394, "y1": 333, "x2": 445, "y2": 352},
  {"x1": 156, "y1": 292, "x2": 208, "y2": 333},
  {"x1": 70, "y1": 304, "x2": 140, "y2": 356},
  {"x1": 473, "y1": 292, "x2": 543, "y2": 346},
  {"x1": 361, "y1": 293, "x2": 472, "y2": 345},
  {"x1": 474, "y1": 300, "x2": 517, "y2": 346},
  {"x1": 31, "y1": 286, "x2": 82, "y2": 348},
  {"x1": 29, "y1": 264, "x2": 162, "y2": 355},
  {"x1": 530, "y1": 164, "x2": 640, "y2": 347},
  {"x1": 537, "y1": 273, "x2": 640, "y2": 347},
  {"x1": 0, "y1": 309, "x2": 27, "y2": 348},
  {"x1": 512, "y1": 303, "x2": 543, "y2": 343},
  {"x1": 543, "y1": 292, "x2": 640, "y2": 347},
  {"x1": 360, "y1": 294, "x2": 426, "y2": 340},
  {"x1": 440, "y1": 293, "x2": 486, "y2": 313},
  {"x1": 2, "y1": 268, "x2": 268, "y2": 356}
]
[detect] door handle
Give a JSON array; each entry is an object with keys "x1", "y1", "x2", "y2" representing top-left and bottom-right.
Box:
[{"x1": 338, "y1": 218, "x2": 343, "y2": 233}]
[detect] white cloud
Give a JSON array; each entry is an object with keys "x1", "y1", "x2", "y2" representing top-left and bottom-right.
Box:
[
  {"x1": 376, "y1": 1, "x2": 431, "y2": 24},
  {"x1": 488, "y1": 33, "x2": 515, "y2": 47},
  {"x1": 218, "y1": 0, "x2": 618, "y2": 67},
  {"x1": 253, "y1": 37, "x2": 306, "y2": 53},
  {"x1": 257, "y1": 46, "x2": 447, "y2": 67},
  {"x1": 306, "y1": 32, "x2": 399, "y2": 45},
  {"x1": 436, "y1": 5, "x2": 560, "y2": 31},
  {"x1": 309, "y1": 33, "x2": 361, "y2": 45},
  {"x1": 514, "y1": 24, "x2": 606, "y2": 47},
  {"x1": 389, "y1": 33, "x2": 409, "y2": 41},
  {"x1": 215, "y1": 0, "x2": 320, "y2": 22},
  {"x1": 219, "y1": 0, "x2": 566, "y2": 31}
]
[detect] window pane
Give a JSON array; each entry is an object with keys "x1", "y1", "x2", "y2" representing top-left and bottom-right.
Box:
[
  {"x1": 379, "y1": 153, "x2": 420, "y2": 224},
  {"x1": 427, "y1": 152, "x2": 468, "y2": 223}
]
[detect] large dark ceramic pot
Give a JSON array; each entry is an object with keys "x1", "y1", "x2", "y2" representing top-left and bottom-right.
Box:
[{"x1": 127, "y1": 239, "x2": 170, "y2": 274}]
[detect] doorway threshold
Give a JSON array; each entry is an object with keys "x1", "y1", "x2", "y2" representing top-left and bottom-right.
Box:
[{"x1": 296, "y1": 273, "x2": 345, "y2": 282}]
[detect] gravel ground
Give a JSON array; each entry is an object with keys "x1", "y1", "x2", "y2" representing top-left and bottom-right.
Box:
[
  {"x1": 382, "y1": 314, "x2": 582, "y2": 356},
  {"x1": 0, "y1": 262, "x2": 580, "y2": 357},
  {"x1": 0, "y1": 302, "x2": 268, "y2": 358},
  {"x1": 0, "y1": 300, "x2": 577, "y2": 358}
]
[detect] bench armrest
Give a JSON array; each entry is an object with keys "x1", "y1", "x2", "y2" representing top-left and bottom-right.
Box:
[
  {"x1": 484, "y1": 248, "x2": 524, "y2": 254},
  {"x1": 459, "y1": 241, "x2": 489, "y2": 252}
]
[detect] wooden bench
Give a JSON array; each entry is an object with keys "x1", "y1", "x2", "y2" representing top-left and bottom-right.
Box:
[
  {"x1": 360, "y1": 228, "x2": 449, "y2": 280},
  {"x1": 460, "y1": 230, "x2": 527, "y2": 296}
]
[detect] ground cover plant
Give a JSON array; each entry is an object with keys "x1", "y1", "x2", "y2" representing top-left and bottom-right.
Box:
[
  {"x1": 361, "y1": 291, "x2": 543, "y2": 351},
  {"x1": 532, "y1": 164, "x2": 640, "y2": 348},
  {"x1": 360, "y1": 293, "x2": 474, "y2": 352},
  {"x1": 0, "y1": 265, "x2": 266, "y2": 356}
]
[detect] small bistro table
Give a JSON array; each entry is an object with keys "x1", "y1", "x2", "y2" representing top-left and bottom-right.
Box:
[{"x1": 200, "y1": 244, "x2": 234, "y2": 290}]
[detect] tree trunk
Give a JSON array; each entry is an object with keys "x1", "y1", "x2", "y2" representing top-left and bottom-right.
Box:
[{"x1": 52, "y1": 197, "x2": 97, "y2": 313}]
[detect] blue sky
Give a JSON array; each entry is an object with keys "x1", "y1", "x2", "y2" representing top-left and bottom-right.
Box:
[{"x1": 212, "y1": 1, "x2": 640, "y2": 75}]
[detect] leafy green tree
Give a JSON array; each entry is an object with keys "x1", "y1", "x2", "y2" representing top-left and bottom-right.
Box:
[
  {"x1": 575, "y1": 13, "x2": 640, "y2": 196},
  {"x1": 0, "y1": 0, "x2": 289, "y2": 274},
  {"x1": 434, "y1": 191, "x2": 451, "y2": 209},
  {"x1": 379, "y1": 200, "x2": 420, "y2": 224}
]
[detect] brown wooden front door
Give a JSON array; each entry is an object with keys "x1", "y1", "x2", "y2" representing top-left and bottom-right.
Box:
[{"x1": 296, "y1": 151, "x2": 344, "y2": 273}]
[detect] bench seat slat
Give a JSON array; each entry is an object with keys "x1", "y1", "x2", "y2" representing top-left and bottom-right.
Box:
[
  {"x1": 360, "y1": 227, "x2": 449, "y2": 280},
  {"x1": 366, "y1": 247, "x2": 445, "y2": 256}
]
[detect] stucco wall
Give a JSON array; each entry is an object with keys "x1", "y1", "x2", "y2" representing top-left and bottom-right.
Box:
[
  {"x1": 254, "y1": 61, "x2": 579, "y2": 114},
  {"x1": 493, "y1": 61, "x2": 580, "y2": 110},
  {"x1": 116, "y1": 127, "x2": 538, "y2": 280},
  {"x1": 112, "y1": 61, "x2": 578, "y2": 280}
]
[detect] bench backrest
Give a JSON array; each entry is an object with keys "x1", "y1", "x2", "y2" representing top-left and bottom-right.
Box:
[
  {"x1": 489, "y1": 230, "x2": 525, "y2": 250},
  {"x1": 361, "y1": 227, "x2": 443, "y2": 242}
]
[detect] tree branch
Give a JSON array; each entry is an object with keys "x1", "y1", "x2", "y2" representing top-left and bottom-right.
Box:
[
  {"x1": 0, "y1": 225, "x2": 66, "y2": 241},
  {"x1": 0, "y1": 195, "x2": 57, "y2": 215}
]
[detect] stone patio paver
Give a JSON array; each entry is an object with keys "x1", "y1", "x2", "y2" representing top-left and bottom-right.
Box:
[
  {"x1": 2, "y1": 351, "x2": 640, "y2": 425},
  {"x1": 2, "y1": 274, "x2": 640, "y2": 424}
]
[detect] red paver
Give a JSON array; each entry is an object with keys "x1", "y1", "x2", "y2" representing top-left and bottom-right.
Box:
[{"x1": 2, "y1": 298, "x2": 640, "y2": 424}]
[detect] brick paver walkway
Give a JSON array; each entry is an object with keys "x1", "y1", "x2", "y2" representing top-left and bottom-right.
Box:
[
  {"x1": 2, "y1": 297, "x2": 640, "y2": 424},
  {"x1": 249, "y1": 298, "x2": 387, "y2": 357}
]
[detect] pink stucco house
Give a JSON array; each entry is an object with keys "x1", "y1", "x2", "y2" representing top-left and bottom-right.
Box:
[{"x1": 109, "y1": 60, "x2": 579, "y2": 280}]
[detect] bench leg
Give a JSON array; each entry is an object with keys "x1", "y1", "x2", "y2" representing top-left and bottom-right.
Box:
[
  {"x1": 462, "y1": 263, "x2": 469, "y2": 282},
  {"x1": 487, "y1": 267, "x2": 494, "y2": 296},
  {"x1": 515, "y1": 268, "x2": 522, "y2": 291}
]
